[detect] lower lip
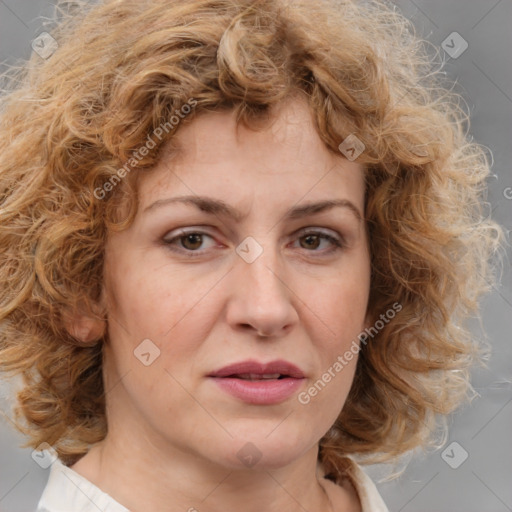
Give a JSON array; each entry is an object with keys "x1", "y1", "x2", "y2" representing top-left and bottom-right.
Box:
[{"x1": 209, "y1": 377, "x2": 304, "y2": 405}]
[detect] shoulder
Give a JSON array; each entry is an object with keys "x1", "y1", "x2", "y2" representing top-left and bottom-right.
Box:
[
  {"x1": 36, "y1": 458, "x2": 129, "y2": 512},
  {"x1": 321, "y1": 456, "x2": 390, "y2": 512},
  {"x1": 322, "y1": 473, "x2": 363, "y2": 512}
]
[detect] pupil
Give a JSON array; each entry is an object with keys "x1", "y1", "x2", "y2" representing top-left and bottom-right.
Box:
[
  {"x1": 302, "y1": 234, "x2": 320, "y2": 250},
  {"x1": 183, "y1": 234, "x2": 202, "y2": 250}
]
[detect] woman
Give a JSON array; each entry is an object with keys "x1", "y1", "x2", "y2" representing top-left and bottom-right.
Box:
[{"x1": 0, "y1": 0, "x2": 504, "y2": 510}]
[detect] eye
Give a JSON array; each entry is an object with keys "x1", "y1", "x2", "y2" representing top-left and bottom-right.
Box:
[
  {"x1": 163, "y1": 229, "x2": 218, "y2": 255},
  {"x1": 292, "y1": 230, "x2": 344, "y2": 254},
  {"x1": 162, "y1": 228, "x2": 344, "y2": 258}
]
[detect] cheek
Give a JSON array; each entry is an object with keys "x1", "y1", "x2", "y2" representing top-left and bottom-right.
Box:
[
  {"x1": 310, "y1": 269, "x2": 370, "y2": 342},
  {"x1": 105, "y1": 258, "x2": 218, "y2": 373},
  {"x1": 297, "y1": 352, "x2": 358, "y2": 432},
  {"x1": 107, "y1": 256, "x2": 188, "y2": 335},
  {"x1": 300, "y1": 264, "x2": 368, "y2": 404}
]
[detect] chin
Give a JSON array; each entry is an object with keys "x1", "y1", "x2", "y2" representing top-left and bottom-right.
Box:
[{"x1": 211, "y1": 426, "x2": 315, "y2": 471}]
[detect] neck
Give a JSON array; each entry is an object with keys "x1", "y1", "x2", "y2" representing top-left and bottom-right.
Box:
[{"x1": 71, "y1": 426, "x2": 335, "y2": 512}]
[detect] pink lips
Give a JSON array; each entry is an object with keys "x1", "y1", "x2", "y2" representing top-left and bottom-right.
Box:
[{"x1": 208, "y1": 359, "x2": 305, "y2": 405}]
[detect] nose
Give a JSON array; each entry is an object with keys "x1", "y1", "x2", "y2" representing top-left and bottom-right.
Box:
[{"x1": 225, "y1": 243, "x2": 299, "y2": 339}]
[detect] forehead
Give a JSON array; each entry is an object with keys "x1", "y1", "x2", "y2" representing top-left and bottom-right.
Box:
[
  {"x1": 138, "y1": 96, "x2": 366, "y2": 213},
  {"x1": 166, "y1": 96, "x2": 334, "y2": 168}
]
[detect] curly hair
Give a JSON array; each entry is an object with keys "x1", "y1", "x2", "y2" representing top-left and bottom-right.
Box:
[{"x1": 0, "y1": 0, "x2": 506, "y2": 476}]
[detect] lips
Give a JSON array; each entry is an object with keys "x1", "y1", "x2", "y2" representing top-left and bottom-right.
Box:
[
  {"x1": 208, "y1": 360, "x2": 305, "y2": 379},
  {"x1": 208, "y1": 360, "x2": 305, "y2": 405}
]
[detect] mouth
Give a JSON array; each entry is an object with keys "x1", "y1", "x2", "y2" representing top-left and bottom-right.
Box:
[
  {"x1": 226, "y1": 373, "x2": 287, "y2": 381},
  {"x1": 208, "y1": 359, "x2": 305, "y2": 379},
  {"x1": 208, "y1": 360, "x2": 305, "y2": 405}
]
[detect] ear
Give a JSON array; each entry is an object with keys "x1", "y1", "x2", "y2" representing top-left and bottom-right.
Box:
[{"x1": 63, "y1": 295, "x2": 107, "y2": 345}]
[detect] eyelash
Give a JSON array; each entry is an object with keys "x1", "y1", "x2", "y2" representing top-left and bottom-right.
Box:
[{"x1": 162, "y1": 228, "x2": 344, "y2": 258}]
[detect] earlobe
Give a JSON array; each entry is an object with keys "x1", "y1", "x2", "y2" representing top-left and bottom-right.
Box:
[
  {"x1": 63, "y1": 300, "x2": 107, "y2": 345},
  {"x1": 66, "y1": 315, "x2": 105, "y2": 344}
]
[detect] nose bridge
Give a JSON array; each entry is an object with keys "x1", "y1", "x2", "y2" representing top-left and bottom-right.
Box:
[
  {"x1": 227, "y1": 234, "x2": 298, "y2": 336},
  {"x1": 244, "y1": 243, "x2": 281, "y2": 295}
]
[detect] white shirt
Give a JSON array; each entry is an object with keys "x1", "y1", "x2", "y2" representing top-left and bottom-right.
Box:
[{"x1": 37, "y1": 457, "x2": 389, "y2": 512}]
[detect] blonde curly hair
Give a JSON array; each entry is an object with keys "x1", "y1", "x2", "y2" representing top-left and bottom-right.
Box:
[{"x1": 0, "y1": 0, "x2": 505, "y2": 477}]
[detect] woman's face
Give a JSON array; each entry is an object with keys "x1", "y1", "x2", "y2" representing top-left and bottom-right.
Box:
[{"x1": 101, "y1": 96, "x2": 371, "y2": 470}]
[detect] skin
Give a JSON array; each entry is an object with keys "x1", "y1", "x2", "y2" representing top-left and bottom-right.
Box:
[{"x1": 70, "y1": 94, "x2": 371, "y2": 512}]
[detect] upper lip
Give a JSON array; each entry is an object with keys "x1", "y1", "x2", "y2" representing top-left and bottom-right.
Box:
[{"x1": 208, "y1": 359, "x2": 305, "y2": 379}]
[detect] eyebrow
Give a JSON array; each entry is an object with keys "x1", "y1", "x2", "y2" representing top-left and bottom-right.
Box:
[{"x1": 143, "y1": 195, "x2": 363, "y2": 223}]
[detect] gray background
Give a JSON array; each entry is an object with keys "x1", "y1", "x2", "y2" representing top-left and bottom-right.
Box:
[{"x1": 0, "y1": 1, "x2": 511, "y2": 511}]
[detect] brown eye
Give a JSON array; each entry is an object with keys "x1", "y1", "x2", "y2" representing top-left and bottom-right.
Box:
[
  {"x1": 293, "y1": 230, "x2": 343, "y2": 254},
  {"x1": 180, "y1": 233, "x2": 204, "y2": 250},
  {"x1": 300, "y1": 234, "x2": 321, "y2": 250},
  {"x1": 163, "y1": 229, "x2": 217, "y2": 255}
]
